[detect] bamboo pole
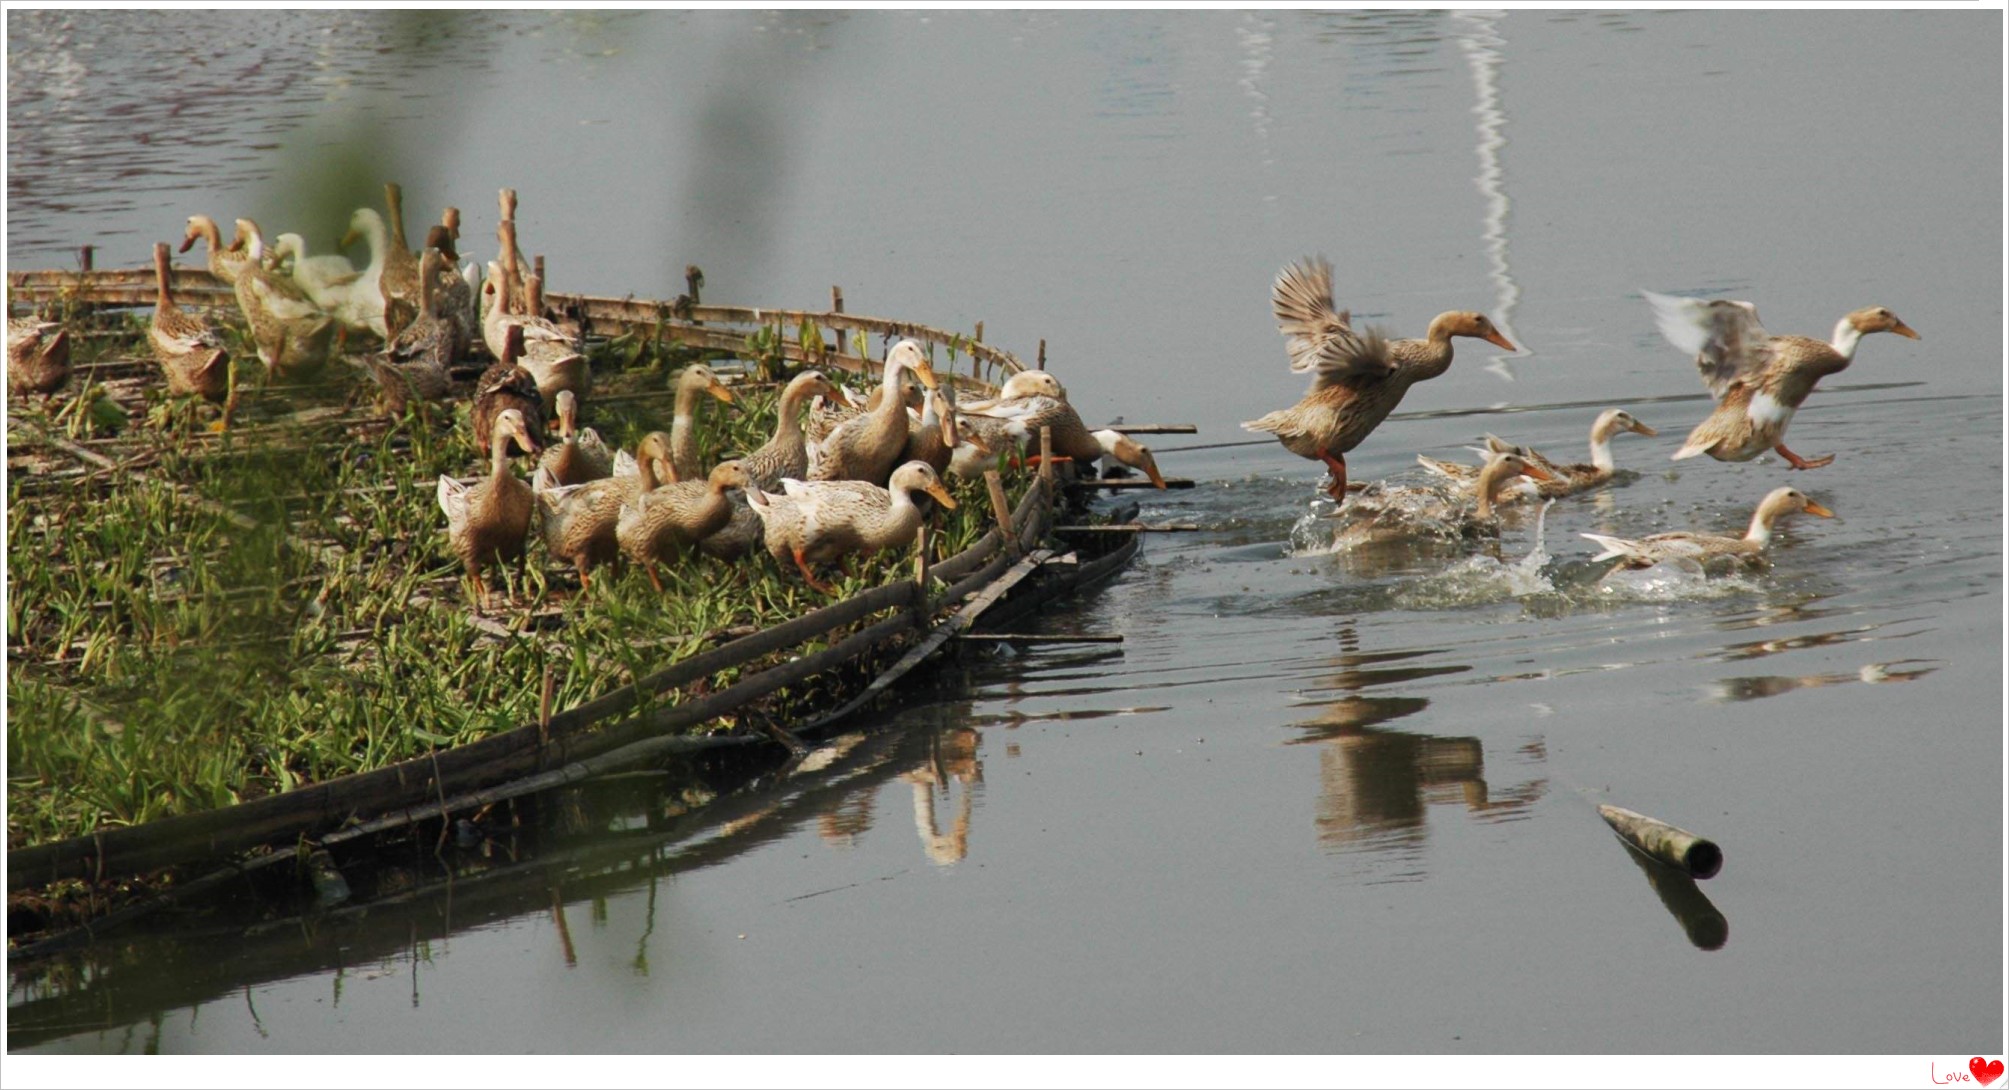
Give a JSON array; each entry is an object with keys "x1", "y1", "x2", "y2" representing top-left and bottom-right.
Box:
[
  {"x1": 1598, "y1": 804, "x2": 1723, "y2": 879},
  {"x1": 984, "y1": 470, "x2": 1017, "y2": 556}
]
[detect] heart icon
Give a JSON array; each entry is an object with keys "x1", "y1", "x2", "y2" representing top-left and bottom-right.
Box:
[{"x1": 1971, "y1": 1058, "x2": 2004, "y2": 1087}]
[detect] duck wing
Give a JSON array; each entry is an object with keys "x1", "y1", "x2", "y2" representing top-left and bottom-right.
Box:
[
  {"x1": 1271, "y1": 257, "x2": 1391, "y2": 388},
  {"x1": 1642, "y1": 290, "x2": 1777, "y2": 400}
]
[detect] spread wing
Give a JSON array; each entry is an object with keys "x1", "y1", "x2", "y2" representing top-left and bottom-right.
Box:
[
  {"x1": 1272, "y1": 256, "x2": 1391, "y2": 387},
  {"x1": 1642, "y1": 290, "x2": 1775, "y2": 400}
]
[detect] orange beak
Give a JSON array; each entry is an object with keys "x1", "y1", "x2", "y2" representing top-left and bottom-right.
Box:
[
  {"x1": 925, "y1": 482, "x2": 958, "y2": 510},
  {"x1": 1483, "y1": 330, "x2": 1517, "y2": 352},
  {"x1": 1892, "y1": 321, "x2": 1920, "y2": 340},
  {"x1": 1518, "y1": 462, "x2": 1554, "y2": 482},
  {"x1": 1802, "y1": 499, "x2": 1835, "y2": 518}
]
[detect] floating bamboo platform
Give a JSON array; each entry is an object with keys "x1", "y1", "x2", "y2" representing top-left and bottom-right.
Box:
[{"x1": 6, "y1": 264, "x2": 1159, "y2": 952}]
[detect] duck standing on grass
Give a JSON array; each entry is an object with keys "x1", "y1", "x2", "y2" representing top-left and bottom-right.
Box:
[
  {"x1": 147, "y1": 241, "x2": 233, "y2": 409},
  {"x1": 750, "y1": 460, "x2": 958, "y2": 596},
  {"x1": 439, "y1": 407, "x2": 540, "y2": 611},
  {"x1": 1581, "y1": 486, "x2": 1834, "y2": 569},
  {"x1": 1245, "y1": 256, "x2": 1515, "y2": 501},
  {"x1": 1643, "y1": 290, "x2": 1918, "y2": 470},
  {"x1": 617, "y1": 460, "x2": 752, "y2": 592}
]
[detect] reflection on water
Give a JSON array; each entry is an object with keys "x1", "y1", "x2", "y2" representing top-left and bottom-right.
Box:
[
  {"x1": 1285, "y1": 628, "x2": 1544, "y2": 866},
  {"x1": 1707, "y1": 660, "x2": 1938, "y2": 703},
  {"x1": 1453, "y1": 8, "x2": 1522, "y2": 382},
  {"x1": 1615, "y1": 838, "x2": 1729, "y2": 952}
]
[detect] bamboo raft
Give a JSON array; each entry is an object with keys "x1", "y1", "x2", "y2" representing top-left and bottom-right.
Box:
[{"x1": 6, "y1": 264, "x2": 1161, "y2": 951}]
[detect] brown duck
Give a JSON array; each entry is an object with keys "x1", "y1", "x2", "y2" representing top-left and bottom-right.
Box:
[
  {"x1": 1243, "y1": 256, "x2": 1514, "y2": 500},
  {"x1": 1644, "y1": 291, "x2": 1918, "y2": 470},
  {"x1": 438, "y1": 407, "x2": 539, "y2": 610},
  {"x1": 471, "y1": 325, "x2": 547, "y2": 458},
  {"x1": 147, "y1": 242, "x2": 232, "y2": 403}
]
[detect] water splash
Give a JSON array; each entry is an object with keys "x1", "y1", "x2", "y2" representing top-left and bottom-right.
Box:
[{"x1": 1593, "y1": 557, "x2": 1759, "y2": 601}]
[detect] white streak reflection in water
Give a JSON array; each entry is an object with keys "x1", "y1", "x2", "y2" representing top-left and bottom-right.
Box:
[{"x1": 1454, "y1": 8, "x2": 1523, "y2": 383}]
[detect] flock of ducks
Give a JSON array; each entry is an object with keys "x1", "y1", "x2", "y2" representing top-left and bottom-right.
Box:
[
  {"x1": 9, "y1": 184, "x2": 1171, "y2": 608},
  {"x1": 1244, "y1": 256, "x2": 1919, "y2": 570},
  {"x1": 8, "y1": 214, "x2": 1917, "y2": 599}
]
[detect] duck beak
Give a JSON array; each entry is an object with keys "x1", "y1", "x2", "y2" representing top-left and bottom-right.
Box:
[
  {"x1": 1802, "y1": 499, "x2": 1835, "y2": 518},
  {"x1": 1519, "y1": 462, "x2": 1555, "y2": 481},
  {"x1": 1126, "y1": 446, "x2": 1167, "y2": 489},
  {"x1": 339, "y1": 228, "x2": 359, "y2": 250},
  {"x1": 1892, "y1": 320, "x2": 1921, "y2": 340},
  {"x1": 177, "y1": 229, "x2": 199, "y2": 254},
  {"x1": 1631, "y1": 421, "x2": 1660, "y2": 438},
  {"x1": 1483, "y1": 330, "x2": 1517, "y2": 352},
  {"x1": 926, "y1": 481, "x2": 959, "y2": 510},
  {"x1": 707, "y1": 380, "x2": 735, "y2": 406},
  {"x1": 827, "y1": 385, "x2": 856, "y2": 409},
  {"x1": 911, "y1": 361, "x2": 941, "y2": 392}
]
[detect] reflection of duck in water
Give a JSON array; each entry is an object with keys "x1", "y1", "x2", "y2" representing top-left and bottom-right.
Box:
[
  {"x1": 901, "y1": 727, "x2": 982, "y2": 866},
  {"x1": 1581, "y1": 486, "x2": 1833, "y2": 569},
  {"x1": 1329, "y1": 450, "x2": 1551, "y2": 548}
]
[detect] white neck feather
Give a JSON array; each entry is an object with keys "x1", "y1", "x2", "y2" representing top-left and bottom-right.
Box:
[{"x1": 1830, "y1": 317, "x2": 1863, "y2": 360}]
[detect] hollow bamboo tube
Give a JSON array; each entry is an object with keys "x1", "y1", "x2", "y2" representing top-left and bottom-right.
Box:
[{"x1": 1598, "y1": 804, "x2": 1722, "y2": 880}]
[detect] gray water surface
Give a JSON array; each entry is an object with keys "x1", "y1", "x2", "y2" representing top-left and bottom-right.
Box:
[{"x1": 6, "y1": 9, "x2": 2002, "y2": 1056}]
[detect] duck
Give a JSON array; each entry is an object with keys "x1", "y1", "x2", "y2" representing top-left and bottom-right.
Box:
[
  {"x1": 963, "y1": 394, "x2": 1168, "y2": 488},
  {"x1": 742, "y1": 369, "x2": 848, "y2": 492},
  {"x1": 368, "y1": 248, "x2": 456, "y2": 415},
  {"x1": 233, "y1": 220, "x2": 337, "y2": 378},
  {"x1": 177, "y1": 214, "x2": 253, "y2": 285},
  {"x1": 617, "y1": 459, "x2": 752, "y2": 591},
  {"x1": 422, "y1": 224, "x2": 477, "y2": 362},
  {"x1": 750, "y1": 460, "x2": 959, "y2": 595},
  {"x1": 901, "y1": 385, "x2": 964, "y2": 475},
  {"x1": 1332, "y1": 451, "x2": 1552, "y2": 546},
  {"x1": 1644, "y1": 290, "x2": 1919, "y2": 470},
  {"x1": 270, "y1": 232, "x2": 362, "y2": 313},
  {"x1": 538, "y1": 388, "x2": 613, "y2": 487},
  {"x1": 809, "y1": 340, "x2": 940, "y2": 484},
  {"x1": 1243, "y1": 256, "x2": 1514, "y2": 500},
  {"x1": 945, "y1": 370, "x2": 1065, "y2": 478},
  {"x1": 1418, "y1": 409, "x2": 1659, "y2": 501},
  {"x1": 532, "y1": 434, "x2": 672, "y2": 590},
  {"x1": 146, "y1": 241, "x2": 232, "y2": 403},
  {"x1": 471, "y1": 325, "x2": 548, "y2": 458},
  {"x1": 334, "y1": 207, "x2": 394, "y2": 338},
  {"x1": 437, "y1": 406, "x2": 540, "y2": 610},
  {"x1": 666, "y1": 363, "x2": 737, "y2": 482},
  {"x1": 8, "y1": 316, "x2": 70, "y2": 396},
  {"x1": 480, "y1": 258, "x2": 577, "y2": 363},
  {"x1": 1582, "y1": 486, "x2": 1834, "y2": 569},
  {"x1": 378, "y1": 182, "x2": 423, "y2": 340}
]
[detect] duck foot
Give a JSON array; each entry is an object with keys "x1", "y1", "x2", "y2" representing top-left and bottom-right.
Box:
[{"x1": 1774, "y1": 443, "x2": 1834, "y2": 470}]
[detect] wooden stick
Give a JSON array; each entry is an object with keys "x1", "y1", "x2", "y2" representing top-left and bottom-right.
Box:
[
  {"x1": 956, "y1": 633, "x2": 1124, "y2": 644},
  {"x1": 1096, "y1": 424, "x2": 1197, "y2": 434},
  {"x1": 984, "y1": 471, "x2": 1017, "y2": 556},
  {"x1": 1060, "y1": 477, "x2": 1195, "y2": 491},
  {"x1": 1038, "y1": 426, "x2": 1053, "y2": 485},
  {"x1": 1053, "y1": 523, "x2": 1202, "y2": 533},
  {"x1": 831, "y1": 285, "x2": 843, "y2": 314},
  {"x1": 1598, "y1": 804, "x2": 1723, "y2": 879}
]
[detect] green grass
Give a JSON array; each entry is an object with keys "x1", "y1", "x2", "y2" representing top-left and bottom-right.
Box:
[{"x1": 6, "y1": 324, "x2": 1026, "y2": 848}]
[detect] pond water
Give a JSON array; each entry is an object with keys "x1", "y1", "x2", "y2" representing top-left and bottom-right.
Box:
[{"x1": 6, "y1": 8, "x2": 2003, "y2": 1064}]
